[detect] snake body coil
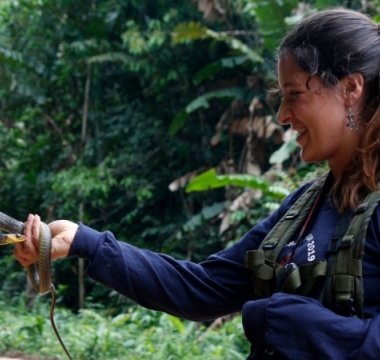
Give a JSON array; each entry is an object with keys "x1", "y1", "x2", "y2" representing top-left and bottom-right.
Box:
[
  {"x1": 0, "y1": 211, "x2": 52, "y2": 294},
  {"x1": 0, "y1": 211, "x2": 72, "y2": 359}
]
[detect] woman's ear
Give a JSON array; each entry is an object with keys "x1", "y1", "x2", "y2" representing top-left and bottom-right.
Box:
[{"x1": 342, "y1": 73, "x2": 365, "y2": 107}]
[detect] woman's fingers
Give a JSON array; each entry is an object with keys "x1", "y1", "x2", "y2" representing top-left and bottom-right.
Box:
[
  {"x1": 24, "y1": 214, "x2": 41, "y2": 246},
  {"x1": 14, "y1": 216, "x2": 77, "y2": 266},
  {"x1": 13, "y1": 245, "x2": 35, "y2": 267},
  {"x1": 13, "y1": 214, "x2": 40, "y2": 267}
]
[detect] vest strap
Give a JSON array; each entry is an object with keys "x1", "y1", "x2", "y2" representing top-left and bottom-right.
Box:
[
  {"x1": 246, "y1": 178, "x2": 325, "y2": 297},
  {"x1": 327, "y1": 189, "x2": 380, "y2": 317},
  {"x1": 246, "y1": 174, "x2": 380, "y2": 318}
]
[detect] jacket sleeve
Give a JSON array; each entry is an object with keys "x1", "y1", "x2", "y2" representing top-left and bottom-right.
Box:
[
  {"x1": 68, "y1": 220, "x2": 266, "y2": 321},
  {"x1": 242, "y1": 292, "x2": 380, "y2": 360},
  {"x1": 67, "y1": 184, "x2": 309, "y2": 321}
]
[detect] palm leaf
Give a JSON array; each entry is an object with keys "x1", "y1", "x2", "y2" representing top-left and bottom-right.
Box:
[
  {"x1": 172, "y1": 22, "x2": 263, "y2": 63},
  {"x1": 193, "y1": 55, "x2": 250, "y2": 85},
  {"x1": 185, "y1": 168, "x2": 269, "y2": 192},
  {"x1": 185, "y1": 168, "x2": 289, "y2": 200},
  {"x1": 170, "y1": 87, "x2": 249, "y2": 136}
]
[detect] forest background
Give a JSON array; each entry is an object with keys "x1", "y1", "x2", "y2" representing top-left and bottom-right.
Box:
[{"x1": 0, "y1": 0, "x2": 378, "y2": 359}]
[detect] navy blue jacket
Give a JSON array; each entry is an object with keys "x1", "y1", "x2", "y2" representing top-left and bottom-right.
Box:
[{"x1": 69, "y1": 183, "x2": 380, "y2": 359}]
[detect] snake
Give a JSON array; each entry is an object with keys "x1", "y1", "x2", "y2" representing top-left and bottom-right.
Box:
[{"x1": 0, "y1": 211, "x2": 73, "y2": 360}]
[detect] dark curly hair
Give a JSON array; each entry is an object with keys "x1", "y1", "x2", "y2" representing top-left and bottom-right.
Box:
[{"x1": 278, "y1": 8, "x2": 380, "y2": 211}]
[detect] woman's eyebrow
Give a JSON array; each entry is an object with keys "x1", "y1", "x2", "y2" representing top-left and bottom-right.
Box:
[
  {"x1": 282, "y1": 80, "x2": 299, "y2": 88},
  {"x1": 268, "y1": 86, "x2": 283, "y2": 99}
]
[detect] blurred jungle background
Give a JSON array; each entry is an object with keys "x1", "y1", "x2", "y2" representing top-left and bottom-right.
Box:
[{"x1": 0, "y1": 0, "x2": 378, "y2": 359}]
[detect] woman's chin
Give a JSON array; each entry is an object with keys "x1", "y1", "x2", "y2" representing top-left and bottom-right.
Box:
[{"x1": 300, "y1": 150, "x2": 322, "y2": 164}]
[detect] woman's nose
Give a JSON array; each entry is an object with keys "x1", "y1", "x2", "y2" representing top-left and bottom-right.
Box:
[{"x1": 276, "y1": 102, "x2": 293, "y2": 125}]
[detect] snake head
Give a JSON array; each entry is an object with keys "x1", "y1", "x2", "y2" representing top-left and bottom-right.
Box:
[{"x1": 0, "y1": 233, "x2": 26, "y2": 245}]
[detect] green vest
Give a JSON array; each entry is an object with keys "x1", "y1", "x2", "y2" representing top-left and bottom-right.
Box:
[{"x1": 245, "y1": 177, "x2": 380, "y2": 318}]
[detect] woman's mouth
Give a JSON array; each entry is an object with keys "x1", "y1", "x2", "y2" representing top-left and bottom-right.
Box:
[{"x1": 295, "y1": 128, "x2": 308, "y2": 144}]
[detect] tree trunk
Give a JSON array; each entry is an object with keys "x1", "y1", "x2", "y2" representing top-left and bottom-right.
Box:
[{"x1": 77, "y1": 63, "x2": 91, "y2": 310}]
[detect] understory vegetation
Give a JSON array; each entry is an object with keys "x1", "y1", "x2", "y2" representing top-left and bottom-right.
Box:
[{"x1": 0, "y1": 297, "x2": 246, "y2": 359}]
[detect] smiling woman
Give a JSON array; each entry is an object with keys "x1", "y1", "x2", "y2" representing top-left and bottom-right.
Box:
[
  {"x1": 276, "y1": 57, "x2": 364, "y2": 177},
  {"x1": 278, "y1": 10, "x2": 380, "y2": 212},
  {"x1": 12, "y1": 8, "x2": 380, "y2": 360}
]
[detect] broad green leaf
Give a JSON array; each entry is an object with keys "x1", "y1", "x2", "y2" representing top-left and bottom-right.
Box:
[
  {"x1": 217, "y1": 173, "x2": 270, "y2": 190},
  {"x1": 172, "y1": 21, "x2": 207, "y2": 44},
  {"x1": 182, "y1": 202, "x2": 225, "y2": 231},
  {"x1": 186, "y1": 168, "x2": 270, "y2": 192},
  {"x1": 193, "y1": 55, "x2": 250, "y2": 85},
  {"x1": 268, "y1": 185, "x2": 291, "y2": 198},
  {"x1": 186, "y1": 87, "x2": 248, "y2": 113},
  {"x1": 269, "y1": 135, "x2": 298, "y2": 164},
  {"x1": 186, "y1": 168, "x2": 288, "y2": 200},
  {"x1": 185, "y1": 168, "x2": 227, "y2": 192},
  {"x1": 170, "y1": 87, "x2": 248, "y2": 135},
  {"x1": 169, "y1": 109, "x2": 188, "y2": 136}
]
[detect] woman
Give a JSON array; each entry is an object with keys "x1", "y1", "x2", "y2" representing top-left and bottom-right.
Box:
[{"x1": 14, "y1": 9, "x2": 380, "y2": 359}]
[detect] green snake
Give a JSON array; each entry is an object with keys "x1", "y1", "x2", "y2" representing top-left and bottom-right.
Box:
[{"x1": 0, "y1": 211, "x2": 73, "y2": 360}]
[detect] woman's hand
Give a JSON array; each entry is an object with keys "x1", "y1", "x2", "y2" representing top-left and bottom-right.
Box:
[{"x1": 13, "y1": 214, "x2": 78, "y2": 267}]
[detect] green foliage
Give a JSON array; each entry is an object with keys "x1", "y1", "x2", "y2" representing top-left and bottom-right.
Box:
[
  {"x1": 52, "y1": 163, "x2": 118, "y2": 215},
  {"x1": 269, "y1": 131, "x2": 298, "y2": 165},
  {"x1": 252, "y1": 0, "x2": 298, "y2": 50},
  {"x1": 186, "y1": 168, "x2": 289, "y2": 200},
  {"x1": 181, "y1": 202, "x2": 225, "y2": 232},
  {"x1": 0, "y1": 303, "x2": 247, "y2": 360},
  {"x1": 170, "y1": 87, "x2": 250, "y2": 136},
  {"x1": 192, "y1": 55, "x2": 250, "y2": 85},
  {"x1": 122, "y1": 19, "x2": 167, "y2": 55},
  {"x1": 172, "y1": 22, "x2": 263, "y2": 63}
]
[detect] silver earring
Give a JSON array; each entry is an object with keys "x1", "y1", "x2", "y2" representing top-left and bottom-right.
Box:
[{"x1": 346, "y1": 107, "x2": 358, "y2": 130}]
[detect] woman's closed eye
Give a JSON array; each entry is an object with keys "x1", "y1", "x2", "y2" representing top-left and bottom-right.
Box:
[{"x1": 288, "y1": 91, "x2": 302, "y2": 99}]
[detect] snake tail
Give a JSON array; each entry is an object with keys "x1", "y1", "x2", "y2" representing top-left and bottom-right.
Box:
[{"x1": 50, "y1": 285, "x2": 74, "y2": 360}]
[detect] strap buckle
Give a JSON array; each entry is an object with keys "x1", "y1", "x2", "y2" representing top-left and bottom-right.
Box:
[
  {"x1": 262, "y1": 241, "x2": 279, "y2": 250},
  {"x1": 284, "y1": 211, "x2": 299, "y2": 220},
  {"x1": 327, "y1": 235, "x2": 355, "y2": 253}
]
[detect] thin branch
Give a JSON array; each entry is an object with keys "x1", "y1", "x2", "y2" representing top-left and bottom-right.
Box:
[{"x1": 81, "y1": 63, "x2": 91, "y2": 146}]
